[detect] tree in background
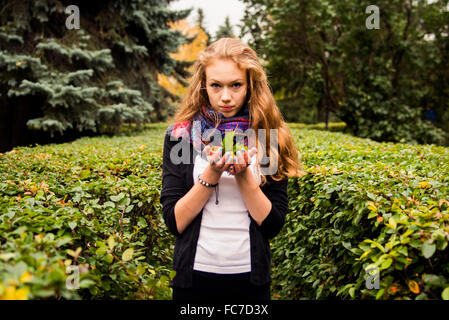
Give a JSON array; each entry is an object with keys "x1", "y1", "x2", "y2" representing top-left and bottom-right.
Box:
[
  {"x1": 240, "y1": 0, "x2": 449, "y2": 146},
  {"x1": 0, "y1": 0, "x2": 193, "y2": 152},
  {"x1": 214, "y1": 16, "x2": 236, "y2": 41},
  {"x1": 196, "y1": 8, "x2": 213, "y2": 47},
  {"x1": 158, "y1": 18, "x2": 208, "y2": 113}
]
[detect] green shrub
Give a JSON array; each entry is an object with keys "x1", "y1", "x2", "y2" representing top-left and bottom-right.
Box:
[
  {"x1": 271, "y1": 128, "x2": 449, "y2": 300},
  {"x1": 2, "y1": 123, "x2": 448, "y2": 300},
  {"x1": 277, "y1": 98, "x2": 341, "y2": 124},
  {"x1": 336, "y1": 89, "x2": 449, "y2": 147},
  {"x1": 287, "y1": 122, "x2": 347, "y2": 133},
  {"x1": 0, "y1": 127, "x2": 174, "y2": 299}
]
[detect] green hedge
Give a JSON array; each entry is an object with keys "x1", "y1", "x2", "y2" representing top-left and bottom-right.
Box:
[
  {"x1": 271, "y1": 129, "x2": 449, "y2": 300},
  {"x1": 0, "y1": 127, "x2": 174, "y2": 299},
  {"x1": 1, "y1": 123, "x2": 448, "y2": 300},
  {"x1": 287, "y1": 122, "x2": 347, "y2": 132}
]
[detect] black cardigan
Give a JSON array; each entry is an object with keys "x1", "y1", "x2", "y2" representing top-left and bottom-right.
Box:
[{"x1": 160, "y1": 125, "x2": 289, "y2": 288}]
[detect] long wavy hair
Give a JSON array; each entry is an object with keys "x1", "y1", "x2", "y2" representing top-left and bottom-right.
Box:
[{"x1": 169, "y1": 37, "x2": 305, "y2": 185}]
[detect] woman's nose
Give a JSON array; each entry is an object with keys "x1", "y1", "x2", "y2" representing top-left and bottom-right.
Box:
[{"x1": 221, "y1": 87, "x2": 231, "y2": 101}]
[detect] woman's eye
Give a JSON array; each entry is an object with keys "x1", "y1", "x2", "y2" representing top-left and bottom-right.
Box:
[{"x1": 210, "y1": 83, "x2": 242, "y2": 89}]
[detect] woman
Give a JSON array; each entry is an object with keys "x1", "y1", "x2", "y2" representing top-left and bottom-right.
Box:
[{"x1": 160, "y1": 37, "x2": 304, "y2": 301}]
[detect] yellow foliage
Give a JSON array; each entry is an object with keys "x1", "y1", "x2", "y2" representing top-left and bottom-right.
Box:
[
  {"x1": 408, "y1": 280, "x2": 420, "y2": 294},
  {"x1": 19, "y1": 271, "x2": 33, "y2": 284},
  {"x1": 389, "y1": 286, "x2": 398, "y2": 294},
  {"x1": 158, "y1": 19, "x2": 209, "y2": 99},
  {"x1": 418, "y1": 181, "x2": 431, "y2": 189},
  {"x1": 0, "y1": 284, "x2": 29, "y2": 300}
]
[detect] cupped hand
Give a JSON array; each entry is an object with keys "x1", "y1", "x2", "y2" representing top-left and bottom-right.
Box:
[
  {"x1": 226, "y1": 147, "x2": 257, "y2": 176},
  {"x1": 202, "y1": 145, "x2": 234, "y2": 176}
]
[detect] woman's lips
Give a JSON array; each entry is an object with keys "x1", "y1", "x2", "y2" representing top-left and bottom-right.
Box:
[{"x1": 221, "y1": 106, "x2": 233, "y2": 111}]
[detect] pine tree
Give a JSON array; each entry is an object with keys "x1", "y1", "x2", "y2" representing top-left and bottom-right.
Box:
[
  {"x1": 0, "y1": 0, "x2": 193, "y2": 152},
  {"x1": 214, "y1": 16, "x2": 235, "y2": 41},
  {"x1": 196, "y1": 8, "x2": 212, "y2": 46},
  {"x1": 158, "y1": 19, "x2": 208, "y2": 103}
]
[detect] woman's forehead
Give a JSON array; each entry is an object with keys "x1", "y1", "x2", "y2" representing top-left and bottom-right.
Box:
[{"x1": 205, "y1": 58, "x2": 246, "y2": 77}]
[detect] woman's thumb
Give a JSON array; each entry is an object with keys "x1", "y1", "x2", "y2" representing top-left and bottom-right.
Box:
[{"x1": 249, "y1": 147, "x2": 257, "y2": 158}]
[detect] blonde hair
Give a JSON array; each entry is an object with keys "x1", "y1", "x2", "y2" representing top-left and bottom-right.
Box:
[{"x1": 169, "y1": 37, "x2": 305, "y2": 185}]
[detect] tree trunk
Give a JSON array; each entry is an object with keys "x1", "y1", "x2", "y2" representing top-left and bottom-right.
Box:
[{"x1": 325, "y1": 104, "x2": 329, "y2": 130}]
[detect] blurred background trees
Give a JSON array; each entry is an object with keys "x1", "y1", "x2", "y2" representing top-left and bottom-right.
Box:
[
  {"x1": 240, "y1": 0, "x2": 449, "y2": 146},
  {"x1": 214, "y1": 16, "x2": 236, "y2": 41},
  {"x1": 158, "y1": 16, "x2": 209, "y2": 103},
  {"x1": 0, "y1": 0, "x2": 195, "y2": 152},
  {"x1": 1, "y1": 0, "x2": 448, "y2": 152},
  {"x1": 196, "y1": 8, "x2": 213, "y2": 47}
]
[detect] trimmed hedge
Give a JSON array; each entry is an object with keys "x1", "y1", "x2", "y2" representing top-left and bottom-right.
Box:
[
  {"x1": 1, "y1": 123, "x2": 448, "y2": 300},
  {"x1": 271, "y1": 129, "x2": 449, "y2": 300},
  {"x1": 287, "y1": 122, "x2": 347, "y2": 132},
  {"x1": 0, "y1": 127, "x2": 174, "y2": 299}
]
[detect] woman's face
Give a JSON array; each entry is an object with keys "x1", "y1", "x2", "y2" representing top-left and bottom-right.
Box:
[{"x1": 205, "y1": 58, "x2": 248, "y2": 118}]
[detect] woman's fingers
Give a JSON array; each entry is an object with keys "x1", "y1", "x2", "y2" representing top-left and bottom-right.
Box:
[
  {"x1": 202, "y1": 145, "x2": 224, "y2": 163},
  {"x1": 203, "y1": 145, "x2": 261, "y2": 176},
  {"x1": 216, "y1": 152, "x2": 227, "y2": 166},
  {"x1": 228, "y1": 149, "x2": 245, "y2": 174},
  {"x1": 233, "y1": 150, "x2": 244, "y2": 173},
  {"x1": 206, "y1": 147, "x2": 258, "y2": 176},
  {"x1": 248, "y1": 147, "x2": 257, "y2": 159},
  {"x1": 213, "y1": 150, "x2": 232, "y2": 173},
  {"x1": 209, "y1": 147, "x2": 222, "y2": 164},
  {"x1": 214, "y1": 151, "x2": 230, "y2": 174},
  {"x1": 243, "y1": 149, "x2": 249, "y2": 164},
  {"x1": 201, "y1": 145, "x2": 209, "y2": 160},
  {"x1": 223, "y1": 147, "x2": 256, "y2": 176}
]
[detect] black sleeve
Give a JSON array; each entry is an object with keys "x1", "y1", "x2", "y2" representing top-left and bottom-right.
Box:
[
  {"x1": 160, "y1": 128, "x2": 187, "y2": 237},
  {"x1": 257, "y1": 176, "x2": 289, "y2": 240}
]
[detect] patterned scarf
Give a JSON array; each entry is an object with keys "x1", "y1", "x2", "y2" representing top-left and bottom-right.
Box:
[{"x1": 171, "y1": 103, "x2": 252, "y2": 154}]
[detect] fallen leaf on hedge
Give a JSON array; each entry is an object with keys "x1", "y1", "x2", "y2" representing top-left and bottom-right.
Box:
[
  {"x1": 0, "y1": 253, "x2": 16, "y2": 261},
  {"x1": 418, "y1": 181, "x2": 431, "y2": 189},
  {"x1": 0, "y1": 286, "x2": 29, "y2": 300},
  {"x1": 122, "y1": 248, "x2": 134, "y2": 261},
  {"x1": 19, "y1": 271, "x2": 33, "y2": 283},
  {"x1": 389, "y1": 286, "x2": 398, "y2": 294},
  {"x1": 381, "y1": 258, "x2": 393, "y2": 269},
  {"x1": 422, "y1": 241, "x2": 436, "y2": 259},
  {"x1": 367, "y1": 201, "x2": 377, "y2": 212},
  {"x1": 409, "y1": 281, "x2": 420, "y2": 294},
  {"x1": 442, "y1": 287, "x2": 449, "y2": 300},
  {"x1": 387, "y1": 217, "x2": 397, "y2": 230},
  {"x1": 107, "y1": 236, "x2": 115, "y2": 250}
]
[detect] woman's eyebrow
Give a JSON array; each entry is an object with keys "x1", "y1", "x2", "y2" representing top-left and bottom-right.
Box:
[{"x1": 208, "y1": 78, "x2": 244, "y2": 83}]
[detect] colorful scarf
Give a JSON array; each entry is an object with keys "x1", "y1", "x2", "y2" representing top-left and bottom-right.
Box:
[{"x1": 170, "y1": 103, "x2": 252, "y2": 154}]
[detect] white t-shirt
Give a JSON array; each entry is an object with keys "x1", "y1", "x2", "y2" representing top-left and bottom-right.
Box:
[{"x1": 192, "y1": 152, "x2": 261, "y2": 274}]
